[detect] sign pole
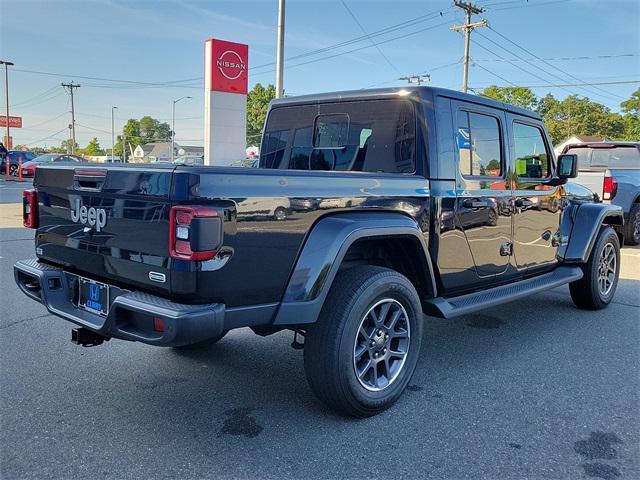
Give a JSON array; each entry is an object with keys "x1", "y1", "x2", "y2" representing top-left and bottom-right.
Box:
[{"x1": 1, "y1": 60, "x2": 14, "y2": 179}]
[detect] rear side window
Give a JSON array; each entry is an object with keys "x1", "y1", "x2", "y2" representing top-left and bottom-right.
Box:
[
  {"x1": 591, "y1": 146, "x2": 640, "y2": 168},
  {"x1": 566, "y1": 147, "x2": 592, "y2": 169},
  {"x1": 457, "y1": 111, "x2": 503, "y2": 177},
  {"x1": 260, "y1": 99, "x2": 416, "y2": 173},
  {"x1": 513, "y1": 122, "x2": 551, "y2": 179}
]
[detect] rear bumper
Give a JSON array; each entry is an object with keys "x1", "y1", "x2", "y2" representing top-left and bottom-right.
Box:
[{"x1": 14, "y1": 258, "x2": 225, "y2": 347}]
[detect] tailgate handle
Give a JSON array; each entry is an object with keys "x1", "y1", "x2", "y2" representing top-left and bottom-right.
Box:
[{"x1": 74, "y1": 169, "x2": 107, "y2": 191}]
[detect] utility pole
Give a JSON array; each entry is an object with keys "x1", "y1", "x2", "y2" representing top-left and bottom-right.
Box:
[
  {"x1": 61, "y1": 82, "x2": 80, "y2": 153},
  {"x1": 451, "y1": 1, "x2": 487, "y2": 93},
  {"x1": 1, "y1": 60, "x2": 14, "y2": 154},
  {"x1": 111, "y1": 106, "x2": 117, "y2": 161},
  {"x1": 399, "y1": 73, "x2": 431, "y2": 85},
  {"x1": 275, "y1": 0, "x2": 285, "y2": 98}
]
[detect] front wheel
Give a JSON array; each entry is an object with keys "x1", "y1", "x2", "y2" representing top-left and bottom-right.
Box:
[
  {"x1": 569, "y1": 226, "x2": 620, "y2": 310},
  {"x1": 304, "y1": 265, "x2": 423, "y2": 417},
  {"x1": 273, "y1": 207, "x2": 287, "y2": 221}
]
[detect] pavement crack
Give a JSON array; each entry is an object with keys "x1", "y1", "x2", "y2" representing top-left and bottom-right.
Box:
[{"x1": 0, "y1": 313, "x2": 51, "y2": 330}]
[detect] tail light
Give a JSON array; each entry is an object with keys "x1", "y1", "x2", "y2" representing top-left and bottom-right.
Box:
[
  {"x1": 169, "y1": 206, "x2": 222, "y2": 261},
  {"x1": 603, "y1": 172, "x2": 618, "y2": 201},
  {"x1": 23, "y1": 189, "x2": 39, "y2": 228}
]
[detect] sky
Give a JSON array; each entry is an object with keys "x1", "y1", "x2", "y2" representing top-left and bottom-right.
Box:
[{"x1": 1, "y1": 0, "x2": 639, "y2": 149}]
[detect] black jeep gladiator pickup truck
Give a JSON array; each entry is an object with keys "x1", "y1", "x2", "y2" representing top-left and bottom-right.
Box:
[{"x1": 15, "y1": 87, "x2": 624, "y2": 417}]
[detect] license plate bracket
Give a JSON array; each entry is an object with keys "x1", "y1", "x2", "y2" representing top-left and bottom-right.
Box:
[{"x1": 78, "y1": 277, "x2": 109, "y2": 317}]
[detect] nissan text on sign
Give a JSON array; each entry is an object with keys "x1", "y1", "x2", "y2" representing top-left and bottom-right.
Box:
[{"x1": 204, "y1": 38, "x2": 248, "y2": 166}]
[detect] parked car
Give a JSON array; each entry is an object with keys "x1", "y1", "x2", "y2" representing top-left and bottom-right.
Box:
[
  {"x1": 15, "y1": 86, "x2": 623, "y2": 417},
  {"x1": 562, "y1": 141, "x2": 640, "y2": 244},
  {"x1": 174, "y1": 155, "x2": 204, "y2": 166},
  {"x1": 1, "y1": 150, "x2": 37, "y2": 176},
  {"x1": 21, "y1": 154, "x2": 84, "y2": 177}
]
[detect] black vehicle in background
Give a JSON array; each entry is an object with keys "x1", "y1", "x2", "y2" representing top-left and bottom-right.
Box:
[
  {"x1": 14, "y1": 87, "x2": 623, "y2": 417},
  {"x1": 1, "y1": 150, "x2": 37, "y2": 176}
]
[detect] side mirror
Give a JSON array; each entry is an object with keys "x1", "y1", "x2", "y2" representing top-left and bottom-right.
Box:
[{"x1": 557, "y1": 154, "x2": 578, "y2": 179}]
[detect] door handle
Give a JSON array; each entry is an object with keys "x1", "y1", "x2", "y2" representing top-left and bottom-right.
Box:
[
  {"x1": 515, "y1": 198, "x2": 534, "y2": 208},
  {"x1": 462, "y1": 199, "x2": 489, "y2": 209}
]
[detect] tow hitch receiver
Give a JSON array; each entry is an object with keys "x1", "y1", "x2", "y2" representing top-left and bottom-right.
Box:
[{"x1": 71, "y1": 327, "x2": 110, "y2": 347}]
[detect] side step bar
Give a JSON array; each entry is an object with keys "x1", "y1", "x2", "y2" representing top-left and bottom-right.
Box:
[{"x1": 424, "y1": 266, "x2": 583, "y2": 319}]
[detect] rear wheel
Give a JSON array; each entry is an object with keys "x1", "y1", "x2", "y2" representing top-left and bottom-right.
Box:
[
  {"x1": 569, "y1": 227, "x2": 620, "y2": 310},
  {"x1": 303, "y1": 265, "x2": 423, "y2": 417},
  {"x1": 625, "y1": 203, "x2": 640, "y2": 246}
]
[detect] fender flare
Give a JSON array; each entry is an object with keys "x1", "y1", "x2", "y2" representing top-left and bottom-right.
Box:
[
  {"x1": 272, "y1": 212, "x2": 436, "y2": 326},
  {"x1": 561, "y1": 202, "x2": 624, "y2": 263}
]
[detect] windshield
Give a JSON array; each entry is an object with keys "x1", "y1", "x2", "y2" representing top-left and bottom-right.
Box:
[{"x1": 32, "y1": 154, "x2": 59, "y2": 163}]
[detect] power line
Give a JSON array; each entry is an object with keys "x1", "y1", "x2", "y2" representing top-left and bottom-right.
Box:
[
  {"x1": 488, "y1": 0, "x2": 571, "y2": 12},
  {"x1": 340, "y1": 0, "x2": 401, "y2": 74},
  {"x1": 485, "y1": 26, "x2": 627, "y2": 101},
  {"x1": 472, "y1": 33, "x2": 622, "y2": 104},
  {"x1": 474, "y1": 79, "x2": 640, "y2": 88},
  {"x1": 14, "y1": 68, "x2": 200, "y2": 87},
  {"x1": 9, "y1": 85, "x2": 59, "y2": 108},
  {"x1": 253, "y1": 17, "x2": 453, "y2": 76},
  {"x1": 471, "y1": 61, "x2": 518, "y2": 86},
  {"x1": 26, "y1": 111, "x2": 69, "y2": 129},
  {"x1": 25, "y1": 126, "x2": 70, "y2": 145},
  {"x1": 250, "y1": 7, "x2": 455, "y2": 72},
  {"x1": 76, "y1": 123, "x2": 111, "y2": 134},
  {"x1": 471, "y1": 39, "x2": 568, "y2": 92}
]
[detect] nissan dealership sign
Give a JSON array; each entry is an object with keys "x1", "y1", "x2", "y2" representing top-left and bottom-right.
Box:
[{"x1": 204, "y1": 38, "x2": 249, "y2": 165}]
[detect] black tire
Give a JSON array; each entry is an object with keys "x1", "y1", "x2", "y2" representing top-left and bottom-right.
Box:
[
  {"x1": 274, "y1": 207, "x2": 287, "y2": 221},
  {"x1": 172, "y1": 331, "x2": 227, "y2": 351},
  {"x1": 303, "y1": 265, "x2": 423, "y2": 418},
  {"x1": 569, "y1": 226, "x2": 620, "y2": 310},
  {"x1": 625, "y1": 203, "x2": 640, "y2": 246}
]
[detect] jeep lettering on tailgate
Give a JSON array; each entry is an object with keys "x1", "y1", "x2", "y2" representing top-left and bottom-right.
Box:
[{"x1": 70, "y1": 199, "x2": 107, "y2": 232}]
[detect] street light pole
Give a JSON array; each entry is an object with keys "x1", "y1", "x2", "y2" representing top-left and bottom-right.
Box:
[
  {"x1": 171, "y1": 96, "x2": 191, "y2": 163},
  {"x1": 0, "y1": 60, "x2": 14, "y2": 152},
  {"x1": 275, "y1": 0, "x2": 286, "y2": 98},
  {"x1": 111, "y1": 106, "x2": 118, "y2": 161}
]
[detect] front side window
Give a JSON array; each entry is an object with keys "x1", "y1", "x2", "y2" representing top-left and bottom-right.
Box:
[
  {"x1": 513, "y1": 122, "x2": 551, "y2": 179},
  {"x1": 260, "y1": 99, "x2": 416, "y2": 174},
  {"x1": 457, "y1": 111, "x2": 503, "y2": 177}
]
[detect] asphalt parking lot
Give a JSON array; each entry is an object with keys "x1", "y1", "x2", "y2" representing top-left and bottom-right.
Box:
[{"x1": 1, "y1": 179, "x2": 638, "y2": 480}]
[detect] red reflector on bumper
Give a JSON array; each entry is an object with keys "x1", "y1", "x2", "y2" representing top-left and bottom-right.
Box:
[{"x1": 153, "y1": 317, "x2": 165, "y2": 332}]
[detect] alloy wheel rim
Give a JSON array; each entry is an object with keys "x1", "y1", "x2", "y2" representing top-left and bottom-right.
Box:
[
  {"x1": 597, "y1": 242, "x2": 616, "y2": 297},
  {"x1": 634, "y1": 213, "x2": 640, "y2": 243},
  {"x1": 353, "y1": 298, "x2": 410, "y2": 392}
]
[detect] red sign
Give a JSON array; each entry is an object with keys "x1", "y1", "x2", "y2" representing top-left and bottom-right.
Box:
[
  {"x1": 208, "y1": 39, "x2": 248, "y2": 95},
  {"x1": 0, "y1": 116, "x2": 22, "y2": 128}
]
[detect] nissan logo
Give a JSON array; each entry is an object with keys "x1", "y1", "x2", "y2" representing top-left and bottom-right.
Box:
[{"x1": 216, "y1": 50, "x2": 246, "y2": 80}]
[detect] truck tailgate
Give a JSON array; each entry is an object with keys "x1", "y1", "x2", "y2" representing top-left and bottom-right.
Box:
[
  {"x1": 34, "y1": 164, "x2": 175, "y2": 295},
  {"x1": 571, "y1": 170, "x2": 605, "y2": 199}
]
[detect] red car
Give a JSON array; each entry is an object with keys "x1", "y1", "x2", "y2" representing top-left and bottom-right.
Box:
[{"x1": 21, "y1": 154, "x2": 84, "y2": 177}]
